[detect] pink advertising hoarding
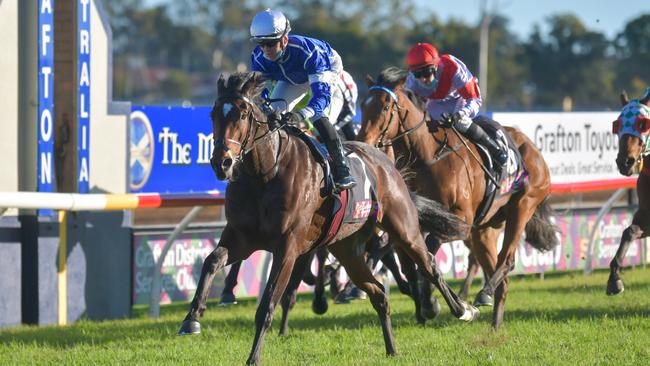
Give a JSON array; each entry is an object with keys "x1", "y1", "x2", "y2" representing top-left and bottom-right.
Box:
[{"x1": 133, "y1": 208, "x2": 647, "y2": 304}]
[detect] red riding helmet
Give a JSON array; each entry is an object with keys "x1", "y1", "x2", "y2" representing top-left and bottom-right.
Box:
[{"x1": 406, "y1": 43, "x2": 440, "y2": 71}]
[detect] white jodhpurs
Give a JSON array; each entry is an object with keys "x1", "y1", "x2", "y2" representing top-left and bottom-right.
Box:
[{"x1": 270, "y1": 75, "x2": 344, "y2": 124}]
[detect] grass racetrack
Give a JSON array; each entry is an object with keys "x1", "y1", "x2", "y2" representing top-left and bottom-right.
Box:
[{"x1": 1, "y1": 267, "x2": 649, "y2": 365}]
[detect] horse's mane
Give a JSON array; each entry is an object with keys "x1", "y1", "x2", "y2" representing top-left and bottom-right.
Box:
[
  {"x1": 376, "y1": 67, "x2": 408, "y2": 89},
  {"x1": 376, "y1": 67, "x2": 427, "y2": 112},
  {"x1": 218, "y1": 72, "x2": 267, "y2": 103}
]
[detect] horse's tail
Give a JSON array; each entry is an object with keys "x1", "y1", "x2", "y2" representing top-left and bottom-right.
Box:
[
  {"x1": 396, "y1": 164, "x2": 468, "y2": 241},
  {"x1": 409, "y1": 192, "x2": 469, "y2": 242},
  {"x1": 524, "y1": 197, "x2": 560, "y2": 252}
]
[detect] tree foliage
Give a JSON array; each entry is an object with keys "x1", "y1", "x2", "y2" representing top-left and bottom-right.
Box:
[{"x1": 103, "y1": 0, "x2": 650, "y2": 110}]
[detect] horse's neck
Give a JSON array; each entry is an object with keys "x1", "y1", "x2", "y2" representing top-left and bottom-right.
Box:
[
  {"x1": 395, "y1": 97, "x2": 439, "y2": 160},
  {"x1": 241, "y1": 129, "x2": 282, "y2": 182}
]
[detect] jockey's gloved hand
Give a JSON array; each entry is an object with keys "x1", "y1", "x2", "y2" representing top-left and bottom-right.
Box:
[
  {"x1": 266, "y1": 110, "x2": 282, "y2": 129},
  {"x1": 440, "y1": 112, "x2": 455, "y2": 127},
  {"x1": 281, "y1": 111, "x2": 304, "y2": 127}
]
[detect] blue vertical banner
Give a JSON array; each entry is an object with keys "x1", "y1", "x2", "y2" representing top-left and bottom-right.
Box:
[
  {"x1": 38, "y1": 0, "x2": 55, "y2": 215},
  {"x1": 77, "y1": 0, "x2": 91, "y2": 193}
]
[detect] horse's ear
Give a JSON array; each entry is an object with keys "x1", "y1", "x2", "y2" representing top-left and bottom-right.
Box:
[
  {"x1": 217, "y1": 74, "x2": 225, "y2": 94},
  {"x1": 365, "y1": 75, "x2": 375, "y2": 87},
  {"x1": 620, "y1": 90, "x2": 630, "y2": 106},
  {"x1": 641, "y1": 88, "x2": 650, "y2": 105},
  {"x1": 395, "y1": 75, "x2": 407, "y2": 91}
]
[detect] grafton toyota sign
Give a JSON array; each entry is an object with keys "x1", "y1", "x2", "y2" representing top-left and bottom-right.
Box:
[{"x1": 492, "y1": 112, "x2": 621, "y2": 185}]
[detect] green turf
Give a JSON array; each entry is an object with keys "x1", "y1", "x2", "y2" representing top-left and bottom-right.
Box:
[{"x1": 1, "y1": 268, "x2": 649, "y2": 365}]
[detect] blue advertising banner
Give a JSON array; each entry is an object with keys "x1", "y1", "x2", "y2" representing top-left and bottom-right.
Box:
[
  {"x1": 38, "y1": 0, "x2": 55, "y2": 215},
  {"x1": 129, "y1": 106, "x2": 227, "y2": 194},
  {"x1": 77, "y1": 0, "x2": 91, "y2": 193}
]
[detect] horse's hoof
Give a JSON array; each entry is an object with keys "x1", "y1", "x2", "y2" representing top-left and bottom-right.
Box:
[
  {"x1": 415, "y1": 312, "x2": 426, "y2": 325},
  {"x1": 420, "y1": 298, "x2": 441, "y2": 320},
  {"x1": 218, "y1": 292, "x2": 237, "y2": 306},
  {"x1": 178, "y1": 319, "x2": 201, "y2": 335},
  {"x1": 312, "y1": 297, "x2": 329, "y2": 315},
  {"x1": 347, "y1": 287, "x2": 367, "y2": 301},
  {"x1": 334, "y1": 293, "x2": 351, "y2": 304},
  {"x1": 473, "y1": 290, "x2": 494, "y2": 307},
  {"x1": 458, "y1": 302, "x2": 480, "y2": 322},
  {"x1": 606, "y1": 279, "x2": 624, "y2": 296}
]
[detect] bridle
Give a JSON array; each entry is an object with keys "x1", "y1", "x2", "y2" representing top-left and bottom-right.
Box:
[
  {"x1": 213, "y1": 94, "x2": 280, "y2": 165},
  {"x1": 368, "y1": 85, "x2": 427, "y2": 148}
]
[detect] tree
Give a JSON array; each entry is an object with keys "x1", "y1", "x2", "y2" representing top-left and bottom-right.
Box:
[
  {"x1": 614, "y1": 14, "x2": 650, "y2": 98},
  {"x1": 524, "y1": 14, "x2": 615, "y2": 110}
]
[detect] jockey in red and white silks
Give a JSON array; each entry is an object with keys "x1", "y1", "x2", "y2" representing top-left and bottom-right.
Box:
[
  {"x1": 406, "y1": 54, "x2": 481, "y2": 127},
  {"x1": 405, "y1": 42, "x2": 507, "y2": 166}
]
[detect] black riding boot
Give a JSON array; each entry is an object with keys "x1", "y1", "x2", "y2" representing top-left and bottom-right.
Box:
[
  {"x1": 464, "y1": 123, "x2": 508, "y2": 166},
  {"x1": 313, "y1": 116, "x2": 357, "y2": 192}
]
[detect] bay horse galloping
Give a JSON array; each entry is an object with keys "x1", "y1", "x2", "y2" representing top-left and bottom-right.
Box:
[
  {"x1": 178, "y1": 72, "x2": 478, "y2": 365},
  {"x1": 358, "y1": 67, "x2": 559, "y2": 330},
  {"x1": 607, "y1": 89, "x2": 650, "y2": 295}
]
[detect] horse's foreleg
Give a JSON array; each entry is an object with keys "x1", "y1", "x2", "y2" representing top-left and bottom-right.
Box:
[
  {"x1": 472, "y1": 227, "x2": 500, "y2": 307},
  {"x1": 179, "y1": 227, "x2": 243, "y2": 335},
  {"x1": 279, "y1": 252, "x2": 313, "y2": 335},
  {"x1": 247, "y1": 251, "x2": 298, "y2": 366},
  {"x1": 484, "y1": 198, "x2": 535, "y2": 330},
  {"x1": 330, "y1": 241, "x2": 396, "y2": 356},
  {"x1": 608, "y1": 223, "x2": 645, "y2": 295},
  {"x1": 219, "y1": 260, "x2": 242, "y2": 306}
]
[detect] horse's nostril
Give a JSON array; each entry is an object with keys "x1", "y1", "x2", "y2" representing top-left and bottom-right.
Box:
[
  {"x1": 626, "y1": 157, "x2": 636, "y2": 167},
  {"x1": 222, "y1": 158, "x2": 233, "y2": 170}
]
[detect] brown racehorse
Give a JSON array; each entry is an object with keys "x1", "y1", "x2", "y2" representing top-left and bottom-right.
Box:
[
  {"x1": 607, "y1": 90, "x2": 650, "y2": 295},
  {"x1": 177, "y1": 72, "x2": 479, "y2": 365},
  {"x1": 358, "y1": 67, "x2": 559, "y2": 330}
]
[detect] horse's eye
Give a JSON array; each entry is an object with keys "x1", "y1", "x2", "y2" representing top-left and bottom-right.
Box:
[
  {"x1": 382, "y1": 105, "x2": 390, "y2": 112},
  {"x1": 240, "y1": 113, "x2": 247, "y2": 120}
]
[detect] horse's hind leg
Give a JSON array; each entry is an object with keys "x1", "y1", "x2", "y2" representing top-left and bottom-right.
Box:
[
  {"x1": 459, "y1": 251, "x2": 478, "y2": 301},
  {"x1": 312, "y1": 247, "x2": 329, "y2": 314},
  {"x1": 179, "y1": 226, "x2": 250, "y2": 335},
  {"x1": 395, "y1": 247, "x2": 425, "y2": 324},
  {"x1": 382, "y1": 206, "x2": 478, "y2": 321},
  {"x1": 330, "y1": 240, "x2": 396, "y2": 356},
  {"x1": 381, "y1": 247, "x2": 411, "y2": 296}
]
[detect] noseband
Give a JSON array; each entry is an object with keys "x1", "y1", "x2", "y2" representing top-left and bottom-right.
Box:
[{"x1": 368, "y1": 86, "x2": 426, "y2": 148}]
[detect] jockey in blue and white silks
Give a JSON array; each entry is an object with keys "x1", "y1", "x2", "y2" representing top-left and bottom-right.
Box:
[
  {"x1": 249, "y1": 8, "x2": 355, "y2": 191},
  {"x1": 251, "y1": 35, "x2": 344, "y2": 122}
]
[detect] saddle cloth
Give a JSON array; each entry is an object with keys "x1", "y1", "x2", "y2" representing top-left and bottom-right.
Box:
[
  {"x1": 287, "y1": 128, "x2": 380, "y2": 247},
  {"x1": 472, "y1": 116, "x2": 529, "y2": 224}
]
